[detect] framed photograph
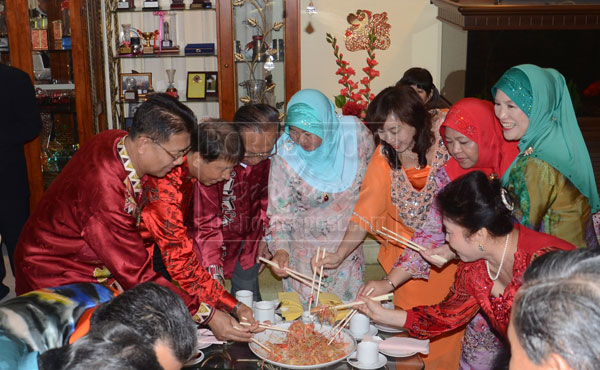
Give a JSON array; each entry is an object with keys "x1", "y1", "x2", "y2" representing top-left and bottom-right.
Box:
[
  {"x1": 186, "y1": 72, "x2": 206, "y2": 99},
  {"x1": 119, "y1": 72, "x2": 152, "y2": 99},
  {"x1": 205, "y1": 71, "x2": 218, "y2": 96}
]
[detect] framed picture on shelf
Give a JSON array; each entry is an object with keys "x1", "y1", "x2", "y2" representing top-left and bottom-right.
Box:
[
  {"x1": 205, "y1": 72, "x2": 218, "y2": 96},
  {"x1": 186, "y1": 72, "x2": 206, "y2": 99},
  {"x1": 119, "y1": 73, "x2": 152, "y2": 99}
]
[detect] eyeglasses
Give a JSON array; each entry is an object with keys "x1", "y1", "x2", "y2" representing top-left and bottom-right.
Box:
[
  {"x1": 243, "y1": 138, "x2": 277, "y2": 159},
  {"x1": 148, "y1": 137, "x2": 191, "y2": 161}
]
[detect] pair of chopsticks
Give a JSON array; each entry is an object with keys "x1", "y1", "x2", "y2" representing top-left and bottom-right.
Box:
[
  {"x1": 309, "y1": 247, "x2": 326, "y2": 310},
  {"x1": 251, "y1": 338, "x2": 272, "y2": 353},
  {"x1": 258, "y1": 257, "x2": 322, "y2": 290},
  {"x1": 310, "y1": 292, "x2": 394, "y2": 313},
  {"x1": 376, "y1": 226, "x2": 448, "y2": 264},
  {"x1": 327, "y1": 288, "x2": 375, "y2": 345},
  {"x1": 239, "y1": 321, "x2": 290, "y2": 333}
]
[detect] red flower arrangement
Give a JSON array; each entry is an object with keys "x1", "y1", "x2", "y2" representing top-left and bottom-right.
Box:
[{"x1": 326, "y1": 31, "x2": 379, "y2": 119}]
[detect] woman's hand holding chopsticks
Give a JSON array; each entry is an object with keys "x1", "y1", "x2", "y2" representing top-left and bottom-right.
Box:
[
  {"x1": 356, "y1": 295, "x2": 408, "y2": 330},
  {"x1": 270, "y1": 250, "x2": 291, "y2": 277},
  {"x1": 419, "y1": 243, "x2": 456, "y2": 269}
]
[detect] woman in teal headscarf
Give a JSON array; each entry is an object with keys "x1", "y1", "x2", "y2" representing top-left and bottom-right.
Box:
[
  {"x1": 266, "y1": 89, "x2": 375, "y2": 304},
  {"x1": 492, "y1": 64, "x2": 600, "y2": 248}
]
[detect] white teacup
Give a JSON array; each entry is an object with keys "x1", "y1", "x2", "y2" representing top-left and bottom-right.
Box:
[
  {"x1": 254, "y1": 300, "x2": 275, "y2": 323},
  {"x1": 357, "y1": 341, "x2": 379, "y2": 366},
  {"x1": 235, "y1": 290, "x2": 253, "y2": 309},
  {"x1": 350, "y1": 312, "x2": 370, "y2": 337}
]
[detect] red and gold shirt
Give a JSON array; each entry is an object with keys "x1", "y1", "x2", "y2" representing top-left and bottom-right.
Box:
[{"x1": 139, "y1": 160, "x2": 236, "y2": 314}]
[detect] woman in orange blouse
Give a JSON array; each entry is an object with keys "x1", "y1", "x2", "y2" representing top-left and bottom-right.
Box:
[{"x1": 314, "y1": 85, "x2": 463, "y2": 369}]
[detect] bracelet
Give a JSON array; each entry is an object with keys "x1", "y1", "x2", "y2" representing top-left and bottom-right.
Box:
[
  {"x1": 383, "y1": 277, "x2": 397, "y2": 290},
  {"x1": 232, "y1": 301, "x2": 244, "y2": 319}
]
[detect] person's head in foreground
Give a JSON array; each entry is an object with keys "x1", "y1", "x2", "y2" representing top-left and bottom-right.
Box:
[
  {"x1": 508, "y1": 248, "x2": 600, "y2": 370},
  {"x1": 187, "y1": 119, "x2": 244, "y2": 186},
  {"x1": 128, "y1": 93, "x2": 198, "y2": 178},
  {"x1": 436, "y1": 170, "x2": 514, "y2": 263},
  {"x1": 233, "y1": 103, "x2": 281, "y2": 166},
  {"x1": 90, "y1": 282, "x2": 197, "y2": 370},
  {"x1": 38, "y1": 322, "x2": 164, "y2": 370}
]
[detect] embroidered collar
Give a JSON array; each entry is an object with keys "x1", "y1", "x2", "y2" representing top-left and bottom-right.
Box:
[{"x1": 117, "y1": 136, "x2": 142, "y2": 197}]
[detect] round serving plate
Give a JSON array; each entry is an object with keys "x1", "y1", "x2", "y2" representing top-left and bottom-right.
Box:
[{"x1": 249, "y1": 322, "x2": 357, "y2": 369}]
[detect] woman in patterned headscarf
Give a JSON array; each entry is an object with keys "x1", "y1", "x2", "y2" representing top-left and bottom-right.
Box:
[
  {"x1": 266, "y1": 89, "x2": 374, "y2": 304},
  {"x1": 492, "y1": 64, "x2": 600, "y2": 248}
]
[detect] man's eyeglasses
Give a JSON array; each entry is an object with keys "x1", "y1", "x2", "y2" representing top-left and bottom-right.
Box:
[
  {"x1": 244, "y1": 138, "x2": 278, "y2": 159},
  {"x1": 148, "y1": 137, "x2": 191, "y2": 161}
]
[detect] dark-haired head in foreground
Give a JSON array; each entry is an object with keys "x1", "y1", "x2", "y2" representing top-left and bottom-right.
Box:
[
  {"x1": 38, "y1": 322, "x2": 164, "y2": 370},
  {"x1": 90, "y1": 282, "x2": 197, "y2": 369},
  {"x1": 509, "y1": 248, "x2": 600, "y2": 370}
]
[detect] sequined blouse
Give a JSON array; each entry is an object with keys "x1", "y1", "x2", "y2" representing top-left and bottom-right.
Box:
[{"x1": 404, "y1": 224, "x2": 575, "y2": 339}]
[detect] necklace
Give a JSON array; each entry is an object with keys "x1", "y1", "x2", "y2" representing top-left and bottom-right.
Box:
[{"x1": 485, "y1": 233, "x2": 510, "y2": 281}]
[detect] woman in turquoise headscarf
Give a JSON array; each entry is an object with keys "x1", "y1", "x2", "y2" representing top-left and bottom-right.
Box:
[
  {"x1": 266, "y1": 89, "x2": 374, "y2": 304},
  {"x1": 492, "y1": 64, "x2": 600, "y2": 248}
]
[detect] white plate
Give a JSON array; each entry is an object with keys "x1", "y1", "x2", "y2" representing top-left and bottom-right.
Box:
[
  {"x1": 378, "y1": 347, "x2": 417, "y2": 358},
  {"x1": 373, "y1": 323, "x2": 405, "y2": 334},
  {"x1": 183, "y1": 349, "x2": 205, "y2": 367},
  {"x1": 346, "y1": 352, "x2": 387, "y2": 369},
  {"x1": 351, "y1": 324, "x2": 379, "y2": 341},
  {"x1": 249, "y1": 322, "x2": 357, "y2": 369}
]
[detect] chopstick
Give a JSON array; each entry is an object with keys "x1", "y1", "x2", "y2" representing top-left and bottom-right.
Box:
[
  {"x1": 332, "y1": 293, "x2": 394, "y2": 310},
  {"x1": 239, "y1": 321, "x2": 290, "y2": 333},
  {"x1": 307, "y1": 247, "x2": 320, "y2": 311},
  {"x1": 258, "y1": 257, "x2": 319, "y2": 288},
  {"x1": 251, "y1": 338, "x2": 271, "y2": 353},
  {"x1": 378, "y1": 227, "x2": 448, "y2": 264},
  {"x1": 315, "y1": 249, "x2": 326, "y2": 308},
  {"x1": 258, "y1": 257, "x2": 321, "y2": 289},
  {"x1": 327, "y1": 288, "x2": 374, "y2": 345}
]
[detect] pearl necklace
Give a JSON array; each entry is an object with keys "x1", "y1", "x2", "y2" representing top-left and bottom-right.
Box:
[{"x1": 485, "y1": 233, "x2": 510, "y2": 281}]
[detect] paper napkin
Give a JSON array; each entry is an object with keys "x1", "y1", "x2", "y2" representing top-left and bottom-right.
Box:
[{"x1": 278, "y1": 291, "x2": 303, "y2": 321}]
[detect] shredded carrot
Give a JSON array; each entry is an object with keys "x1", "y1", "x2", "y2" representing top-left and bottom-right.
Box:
[
  {"x1": 264, "y1": 321, "x2": 347, "y2": 366},
  {"x1": 312, "y1": 305, "x2": 336, "y2": 325}
]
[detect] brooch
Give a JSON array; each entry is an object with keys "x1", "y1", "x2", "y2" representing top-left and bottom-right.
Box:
[{"x1": 523, "y1": 147, "x2": 534, "y2": 156}]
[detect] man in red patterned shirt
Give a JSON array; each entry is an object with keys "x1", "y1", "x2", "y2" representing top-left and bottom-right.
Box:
[
  {"x1": 192, "y1": 104, "x2": 280, "y2": 302},
  {"x1": 140, "y1": 120, "x2": 258, "y2": 342}
]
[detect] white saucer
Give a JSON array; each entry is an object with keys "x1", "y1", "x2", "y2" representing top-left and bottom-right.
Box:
[
  {"x1": 196, "y1": 341, "x2": 212, "y2": 350},
  {"x1": 373, "y1": 323, "x2": 405, "y2": 334},
  {"x1": 346, "y1": 352, "x2": 387, "y2": 369},
  {"x1": 183, "y1": 349, "x2": 205, "y2": 367},
  {"x1": 351, "y1": 324, "x2": 379, "y2": 341},
  {"x1": 379, "y1": 347, "x2": 417, "y2": 358}
]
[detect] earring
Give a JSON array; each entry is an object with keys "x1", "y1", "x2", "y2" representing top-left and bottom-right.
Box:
[{"x1": 478, "y1": 244, "x2": 484, "y2": 252}]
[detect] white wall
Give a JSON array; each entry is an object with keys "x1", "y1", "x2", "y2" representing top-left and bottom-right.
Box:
[{"x1": 299, "y1": 0, "x2": 443, "y2": 104}]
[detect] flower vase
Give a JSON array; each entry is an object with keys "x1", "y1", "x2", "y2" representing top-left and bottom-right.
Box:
[{"x1": 242, "y1": 79, "x2": 266, "y2": 103}]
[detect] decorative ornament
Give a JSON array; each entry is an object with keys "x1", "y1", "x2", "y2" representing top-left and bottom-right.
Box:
[
  {"x1": 478, "y1": 244, "x2": 484, "y2": 252},
  {"x1": 306, "y1": 1, "x2": 316, "y2": 15},
  {"x1": 344, "y1": 10, "x2": 391, "y2": 52},
  {"x1": 500, "y1": 188, "x2": 514, "y2": 211},
  {"x1": 523, "y1": 146, "x2": 534, "y2": 156},
  {"x1": 486, "y1": 233, "x2": 510, "y2": 281},
  {"x1": 323, "y1": 193, "x2": 329, "y2": 202},
  {"x1": 264, "y1": 55, "x2": 275, "y2": 71}
]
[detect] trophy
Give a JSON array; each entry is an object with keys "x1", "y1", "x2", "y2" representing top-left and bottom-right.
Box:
[
  {"x1": 130, "y1": 36, "x2": 142, "y2": 56},
  {"x1": 118, "y1": 24, "x2": 132, "y2": 54},
  {"x1": 170, "y1": 0, "x2": 185, "y2": 9},
  {"x1": 143, "y1": 0, "x2": 160, "y2": 10},
  {"x1": 117, "y1": 0, "x2": 134, "y2": 10},
  {"x1": 160, "y1": 21, "x2": 178, "y2": 52},
  {"x1": 165, "y1": 69, "x2": 178, "y2": 99},
  {"x1": 124, "y1": 77, "x2": 138, "y2": 102},
  {"x1": 140, "y1": 31, "x2": 155, "y2": 54}
]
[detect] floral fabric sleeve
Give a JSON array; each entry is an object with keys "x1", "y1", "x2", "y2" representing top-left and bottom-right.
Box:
[
  {"x1": 266, "y1": 155, "x2": 296, "y2": 256},
  {"x1": 394, "y1": 158, "x2": 452, "y2": 279},
  {"x1": 404, "y1": 263, "x2": 480, "y2": 338}
]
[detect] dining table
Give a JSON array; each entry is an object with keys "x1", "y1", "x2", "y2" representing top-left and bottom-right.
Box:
[{"x1": 184, "y1": 330, "x2": 425, "y2": 370}]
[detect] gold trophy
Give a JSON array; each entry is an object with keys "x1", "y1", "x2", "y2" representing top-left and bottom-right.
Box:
[{"x1": 140, "y1": 31, "x2": 156, "y2": 54}]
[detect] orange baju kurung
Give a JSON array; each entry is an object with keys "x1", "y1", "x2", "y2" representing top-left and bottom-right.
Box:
[{"x1": 351, "y1": 139, "x2": 464, "y2": 369}]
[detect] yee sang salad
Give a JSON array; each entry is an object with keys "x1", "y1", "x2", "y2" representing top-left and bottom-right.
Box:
[{"x1": 265, "y1": 321, "x2": 348, "y2": 365}]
